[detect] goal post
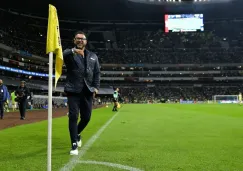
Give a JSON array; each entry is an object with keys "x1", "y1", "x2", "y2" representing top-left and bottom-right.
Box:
[{"x1": 212, "y1": 95, "x2": 239, "y2": 104}]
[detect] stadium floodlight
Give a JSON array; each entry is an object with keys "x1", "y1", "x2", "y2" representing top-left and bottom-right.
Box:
[{"x1": 213, "y1": 95, "x2": 239, "y2": 104}]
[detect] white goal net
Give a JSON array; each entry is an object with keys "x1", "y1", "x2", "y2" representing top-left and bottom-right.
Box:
[{"x1": 212, "y1": 95, "x2": 239, "y2": 104}]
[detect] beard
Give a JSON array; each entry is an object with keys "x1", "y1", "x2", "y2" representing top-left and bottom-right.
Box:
[{"x1": 76, "y1": 43, "x2": 85, "y2": 50}]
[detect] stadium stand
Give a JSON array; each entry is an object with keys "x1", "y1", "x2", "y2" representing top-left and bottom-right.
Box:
[{"x1": 1, "y1": 8, "x2": 243, "y2": 105}]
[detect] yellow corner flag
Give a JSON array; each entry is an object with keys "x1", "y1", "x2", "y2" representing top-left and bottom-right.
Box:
[{"x1": 46, "y1": 4, "x2": 63, "y2": 88}]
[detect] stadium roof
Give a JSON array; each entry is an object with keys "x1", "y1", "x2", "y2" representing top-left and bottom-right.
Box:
[
  {"x1": 128, "y1": 0, "x2": 233, "y2": 5},
  {"x1": 1, "y1": 0, "x2": 242, "y2": 21}
]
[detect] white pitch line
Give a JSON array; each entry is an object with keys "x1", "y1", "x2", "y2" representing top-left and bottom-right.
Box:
[
  {"x1": 60, "y1": 109, "x2": 122, "y2": 171},
  {"x1": 78, "y1": 160, "x2": 144, "y2": 171}
]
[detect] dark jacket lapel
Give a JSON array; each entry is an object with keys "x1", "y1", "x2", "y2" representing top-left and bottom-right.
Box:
[
  {"x1": 73, "y1": 49, "x2": 91, "y2": 69},
  {"x1": 85, "y1": 50, "x2": 92, "y2": 70},
  {"x1": 73, "y1": 54, "x2": 82, "y2": 69}
]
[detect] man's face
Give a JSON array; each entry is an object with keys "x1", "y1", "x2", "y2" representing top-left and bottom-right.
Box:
[
  {"x1": 74, "y1": 34, "x2": 87, "y2": 50},
  {"x1": 21, "y1": 82, "x2": 25, "y2": 87},
  {"x1": 0, "y1": 80, "x2": 2, "y2": 85}
]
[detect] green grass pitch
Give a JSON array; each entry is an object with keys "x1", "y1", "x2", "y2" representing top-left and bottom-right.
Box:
[{"x1": 0, "y1": 104, "x2": 242, "y2": 171}]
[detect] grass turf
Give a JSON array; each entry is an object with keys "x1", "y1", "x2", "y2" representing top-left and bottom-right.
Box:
[{"x1": 0, "y1": 104, "x2": 242, "y2": 171}]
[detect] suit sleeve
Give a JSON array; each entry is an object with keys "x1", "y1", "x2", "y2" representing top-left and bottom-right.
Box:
[
  {"x1": 63, "y1": 49, "x2": 73, "y2": 58},
  {"x1": 93, "y1": 56, "x2": 101, "y2": 90},
  {"x1": 63, "y1": 49, "x2": 73, "y2": 67}
]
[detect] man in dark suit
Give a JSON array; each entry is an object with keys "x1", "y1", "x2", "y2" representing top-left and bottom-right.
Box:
[
  {"x1": 15, "y1": 81, "x2": 30, "y2": 120},
  {"x1": 63, "y1": 31, "x2": 100, "y2": 155}
]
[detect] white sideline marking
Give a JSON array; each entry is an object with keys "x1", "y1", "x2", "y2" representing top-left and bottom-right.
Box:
[
  {"x1": 60, "y1": 109, "x2": 121, "y2": 171},
  {"x1": 78, "y1": 160, "x2": 144, "y2": 171}
]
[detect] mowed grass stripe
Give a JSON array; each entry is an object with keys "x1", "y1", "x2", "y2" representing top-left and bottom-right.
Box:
[
  {"x1": 0, "y1": 107, "x2": 114, "y2": 171},
  {"x1": 81, "y1": 104, "x2": 243, "y2": 171},
  {"x1": 0, "y1": 104, "x2": 242, "y2": 171},
  {"x1": 163, "y1": 103, "x2": 243, "y2": 118}
]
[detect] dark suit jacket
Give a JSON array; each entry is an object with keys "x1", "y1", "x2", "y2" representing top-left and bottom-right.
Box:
[
  {"x1": 63, "y1": 48, "x2": 100, "y2": 94},
  {"x1": 15, "y1": 86, "x2": 30, "y2": 101}
]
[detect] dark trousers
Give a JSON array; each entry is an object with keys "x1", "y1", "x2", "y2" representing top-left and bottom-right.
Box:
[
  {"x1": 18, "y1": 100, "x2": 27, "y2": 118},
  {"x1": 67, "y1": 87, "x2": 93, "y2": 144},
  {"x1": 0, "y1": 102, "x2": 4, "y2": 118}
]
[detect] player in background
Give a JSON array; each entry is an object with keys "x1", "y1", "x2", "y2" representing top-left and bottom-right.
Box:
[
  {"x1": 239, "y1": 92, "x2": 242, "y2": 105},
  {"x1": 11, "y1": 91, "x2": 16, "y2": 111},
  {"x1": 112, "y1": 88, "x2": 119, "y2": 112}
]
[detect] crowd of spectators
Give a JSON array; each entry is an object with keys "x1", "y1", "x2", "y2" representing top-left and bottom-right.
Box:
[
  {"x1": 118, "y1": 86, "x2": 242, "y2": 102},
  {"x1": 1, "y1": 9, "x2": 243, "y2": 102},
  {"x1": 1, "y1": 9, "x2": 243, "y2": 65}
]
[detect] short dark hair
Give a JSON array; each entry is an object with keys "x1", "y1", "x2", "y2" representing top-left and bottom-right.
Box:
[{"x1": 74, "y1": 31, "x2": 86, "y2": 38}]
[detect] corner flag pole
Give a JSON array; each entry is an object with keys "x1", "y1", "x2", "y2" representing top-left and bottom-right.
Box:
[
  {"x1": 46, "y1": 4, "x2": 63, "y2": 170},
  {"x1": 47, "y1": 52, "x2": 53, "y2": 171}
]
